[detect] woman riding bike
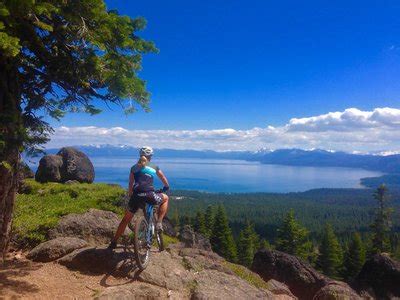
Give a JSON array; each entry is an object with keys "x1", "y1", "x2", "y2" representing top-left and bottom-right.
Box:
[{"x1": 108, "y1": 146, "x2": 170, "y2": 250}]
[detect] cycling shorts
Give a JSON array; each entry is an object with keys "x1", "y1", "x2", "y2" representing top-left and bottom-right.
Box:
[{"x1": 128, "y1": 191, "x2": 164, "y2": 213}]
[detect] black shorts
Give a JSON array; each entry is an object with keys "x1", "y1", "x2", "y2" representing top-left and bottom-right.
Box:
[{"x1": 128, "y1": 191, "x2": 164, "y2": 213}]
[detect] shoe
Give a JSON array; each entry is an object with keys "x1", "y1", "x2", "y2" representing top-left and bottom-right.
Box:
[
  {"x1": 107, "y1": 240, "x2": 117, "y2": 250},
  {"x1": 156, "y1": 222, "x2": 164, "y2": 232}
]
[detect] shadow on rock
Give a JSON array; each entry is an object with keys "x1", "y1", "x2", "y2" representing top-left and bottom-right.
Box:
[{"x1": 58, "y1": 246, "x2": 139, "y2": 278}]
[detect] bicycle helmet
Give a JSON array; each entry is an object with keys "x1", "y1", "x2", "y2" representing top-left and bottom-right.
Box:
[{"x1": 139, "y1": 146, "x2": 154, "y2": 157}]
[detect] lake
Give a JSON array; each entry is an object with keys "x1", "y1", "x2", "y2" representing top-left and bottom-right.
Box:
[{"x1": 62, "y1": 157, "x2": 382, "y2": 193}]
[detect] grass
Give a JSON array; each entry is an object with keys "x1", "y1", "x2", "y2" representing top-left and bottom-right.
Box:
[
  {"x1": 13, "y1": 179, "x2": 125, "y2": 246},
  {"x1": 163, "y1": 234, "x2": 179, "y2": 248},
  {"x1": 223, "y1": 261, "x2": 268, "y2": 289}
]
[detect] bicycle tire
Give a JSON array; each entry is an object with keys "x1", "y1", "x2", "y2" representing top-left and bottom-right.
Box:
[
  {"x1": 134, "y1": 215, "x2": 150, "y2": 270},
  {"x1": 156, "y1": 229, "x2": 164, "y2": 251}
]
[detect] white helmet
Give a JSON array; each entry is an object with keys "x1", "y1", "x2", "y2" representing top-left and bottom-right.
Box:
[{"x1": 139, "y1": 146, "x2": 154, "y2": 157}]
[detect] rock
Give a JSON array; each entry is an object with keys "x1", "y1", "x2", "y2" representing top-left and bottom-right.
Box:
[
  {"x1": 266, "y1": 279, "x2": 297, "y2": 299},
  {"x1": 26, "y1": 237, "x2": 88, "y2": 262},
  {"x1": 49, "y1": 209, "x2": 129, "y2": 245},
  {"x1": 64, "y1": 180, "x2": 80, "y2": 185},
  {"x1": 58, "y1": 246, "x2": 136, "y2": 276},
  {"x1": 313, "y1": 281, "x2": 362, "y2": 300},
  {"x1": 35, "y1": 147, "x2": 94, "y2": 183},
  {"x1": 191, "y1": 269, "x2": 275, "y2": 299},
  {"x1": 178, "y1": 247, "x2": 232, "y2": 274},
  {"x1": 179, "y1": 225, "x2": 211, "y2": 251},
  {"x1": 35, "y1": 154, "x2": 63, "y2": 183},
  {"x1": 162, "y1": 217, "x2": 177, "y2": 237},
  {"x1": 96, "y1": 282, "x2": 173, "y2": 300},
  {"x1": 354, "y1": 253, "x2": 400, "y2": 299},
  {"x1": 138, "y1": 250, "x2": 194, "y2": 291},
  {"x1": 57, "y1": 147, "x2": 95, "y2": 183},
  {"x1": 251, "y1": 249, "x2": 329, "y2": 299}
]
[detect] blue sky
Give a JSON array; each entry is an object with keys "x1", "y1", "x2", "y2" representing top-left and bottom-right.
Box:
[{"x1": 48, "y1": 1, "x2": 400, "y2": 152}]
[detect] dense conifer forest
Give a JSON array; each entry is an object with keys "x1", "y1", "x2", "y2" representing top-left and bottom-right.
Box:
[{"x1": 169, "y1": 185, "x2": 400, "y2": 280}]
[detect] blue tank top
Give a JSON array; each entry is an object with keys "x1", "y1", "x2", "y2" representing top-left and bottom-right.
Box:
[{"x1": 131, "y1": 163, "x2": 159, "y2": 192}]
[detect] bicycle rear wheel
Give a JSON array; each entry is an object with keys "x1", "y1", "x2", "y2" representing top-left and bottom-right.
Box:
[{"x1": 134, "y1": 215, "x2": 150, "y2": 270}]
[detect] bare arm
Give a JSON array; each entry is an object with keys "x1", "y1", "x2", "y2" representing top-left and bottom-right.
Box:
[
  {"x1": 157, "y1": 169, "x2": 169, "y2": 189},
  {"x1": 128, "y1": 171, "x2": 134, "y2": 197}
]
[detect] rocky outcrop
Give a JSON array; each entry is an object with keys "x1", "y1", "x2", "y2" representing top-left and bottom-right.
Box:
[
  {"x1": 180, "y1": 225, "x2": 212, "y2": 251},
  {"x1": 35, "y1": 147, "x2": 94, "y2": 183},
  {"x1": 17, "y1": 161, "x2": 35, "y2": 193},
  {"x1": 57, "y1": 242, "x2": 296, "y2": 299},
  {"x1": 162, "y1": 217, "x2": 177, "y2": 237},
  {"x1": 354, "y1": 253, "x2": 400, "y2": 299},
  {"x1": 313, "y1": 281, "x2": 362, "y2": 300},
  {"x1": 49, "y1": 209, "x2": 129, "y2": 245},
  {"x1": 252, "y1": 249, "x2": 329, "y2": 299},
  {"x1": 27, "y1": 237, "x2": 88, "y2": 262}
]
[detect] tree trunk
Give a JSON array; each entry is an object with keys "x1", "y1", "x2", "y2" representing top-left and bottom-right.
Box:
[{"x1": 0, "y1": 54, "x2": 22, "y2": 262}]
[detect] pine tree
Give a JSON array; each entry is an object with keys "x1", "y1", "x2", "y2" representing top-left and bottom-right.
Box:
[
  {"x1": 259, "y1": 239, "x2": 272, "y2": 250},
  {"x1": 210, "y1": 205, "x2": 237, "y2": 262},
  {"x1": 317, "y1": 224, "x2": 343, "y2": 279},
  {"x1": 237, "y1": 222, "x2": 260, "y2": 267},
  {"x1": 276, "y1": 209, "x2": 312, "y2": 261},
  {"x1": 371, "y1": 184, "x2": 392, "y2": 254},
  {"x1": 343, "y1": 232, "x2": 366, "y2": 280},
  {"x1": 170, "y1": 208, "x2": 179, "y2": 228},
  {"x1": 204, "y1": 205, "x2": 215, "y2": 237},
  {"x1": 194, "y1": 211, "x2": 207, "y2": 236}
]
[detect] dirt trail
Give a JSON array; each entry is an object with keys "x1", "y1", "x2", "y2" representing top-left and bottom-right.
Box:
[{"x1": 0, "y1": 251, "x2": 132, "y2": 299}]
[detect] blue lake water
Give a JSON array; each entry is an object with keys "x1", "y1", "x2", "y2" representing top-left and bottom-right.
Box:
[{"x1": 29, "y1": 156, "x2": 383, "y2": 193}]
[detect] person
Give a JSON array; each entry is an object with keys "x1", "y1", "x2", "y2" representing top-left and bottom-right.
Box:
[{"x1": 108, "y1": 146, "x2": 170, "y2": 249}]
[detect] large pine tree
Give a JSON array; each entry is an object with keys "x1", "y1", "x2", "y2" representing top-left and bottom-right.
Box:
[
  {"x1": 0, "y1": 0, "x2": 157, "y2": 258},
  {"x1": 237, "y1": 221, "x2": 260, "y2": 267},
  {"x1": 343, "y1": 232, "x2": 366, "y2": 280},
  {"x1": 204, "y1": 205, "x2": 215, "y2": 237},
  {"x1": 210, "y1": 205, "x2": 237, "y2": 262},
  {"x1": 317, "y1": 224, "x2": 343, "y2": 279},
  {"x1": 276, "y1": 209, "x2": 311, "y2": 261},
  {"x1": 193, "y1": 211, "x2": 207, "y2": 236},
  {"x1": 370, "y1": 184, "x2": 392, "y2": 254}
]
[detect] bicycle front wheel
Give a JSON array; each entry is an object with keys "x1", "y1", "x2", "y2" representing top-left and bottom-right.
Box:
[{"x1": 134, "y1": 215, "x2": 150, "y2": 270}]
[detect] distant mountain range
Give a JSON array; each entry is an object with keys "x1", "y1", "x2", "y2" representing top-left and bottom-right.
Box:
[{"x1": 45, "y1": 145, "x2": 400, "y2": 173}]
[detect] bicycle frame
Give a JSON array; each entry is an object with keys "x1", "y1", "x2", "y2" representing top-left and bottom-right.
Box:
[{"x1": 145, "y1": 204, "x2": 155, "y2": 246}]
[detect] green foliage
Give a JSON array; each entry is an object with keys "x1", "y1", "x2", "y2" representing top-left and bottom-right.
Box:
[
  {"x1": 13, "y1": 179, "x2": 125, "y2": 246},
  {"x1": 0, "y1": 0, "x2": 157, "y2": 153},
  {"x1": 210, "y1": 205, "x2": 237, "y2": 262},
  {"x1": 223, "y1": 261, "x2": 268, "y2": 289},
  {"x1": 343, "y1": 232, "x2": 366, "y2": 280},
  {"x1": 371, "y1": 184, "x2": 393, "y2": 254},
  {"x1": 204, "y1": 205, "x2": 215, "y2": 237},
  {"x1": 193, "y1": 211, "x2": 207, "y2": 236},
  {"x1": 317, "y1": 224, "x2": 344, "y2": 279},
  {"x1": 276, "y1": 209, "x2": 312, "y2": 261},
  {"x1": 237, "y1": 221, "x2": 260, "y2": 267}
]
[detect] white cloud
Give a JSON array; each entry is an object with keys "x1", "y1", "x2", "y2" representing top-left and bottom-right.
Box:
[{"x1": 47, "y1": 107, "x2": 400, "y2": 153}]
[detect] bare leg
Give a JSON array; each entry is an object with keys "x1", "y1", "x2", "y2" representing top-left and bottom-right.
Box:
[
  {"x1": 112, "y1": 210, "x2": 133, "y2": 243},
  {"x1": 157, "y1": 194, "x2": 169, "y2": 222}
]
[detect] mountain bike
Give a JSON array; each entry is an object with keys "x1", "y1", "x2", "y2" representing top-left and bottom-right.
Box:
[{"x1": 127, "y1": 192, "x2": 164, "y2": 270}]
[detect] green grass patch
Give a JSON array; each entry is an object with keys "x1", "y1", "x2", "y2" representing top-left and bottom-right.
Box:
[
  {"x1": 163, "y1": 234, "x2": 179, "y2": 248},
  {"x1": 223, "y1": 261, "x2": 268, "y2": 289},
  {"x1": 13, "y1": 179, "x2": 125, "y2": 246}
]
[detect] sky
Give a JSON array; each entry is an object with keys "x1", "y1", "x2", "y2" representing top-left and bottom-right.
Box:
[{"x1": 47, "y1": 0, "x2": 400, "y2": 153}]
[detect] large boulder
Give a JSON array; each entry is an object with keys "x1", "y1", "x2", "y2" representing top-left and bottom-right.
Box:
[
  {"x1": 49, "y1": 209, "x2": 129, "y2": 245},
  {"x1": 35, "y1": 154, "x2": 63, "y2": 183},
  {"x1": 57, "y1": 147, "x2": 94, "y2": 183},
  {"x1": 35, "y1": 147, "x2": 94, "y2": 183},
  {"x1": 26, "y1": 237, "x2": 88, "y2": 262},
  {"x1": 354, "y1": 253, "x2": 400, "y2": 299},
  {"x1": 251, "y1": 249, "x2": 329, "y2": 299},
  {"x1": 313, "y1": 281, "x2": 362, "y2": 300},
  {"x1": 179, "y1": 225, "x2": 212, "y2": 251}
]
